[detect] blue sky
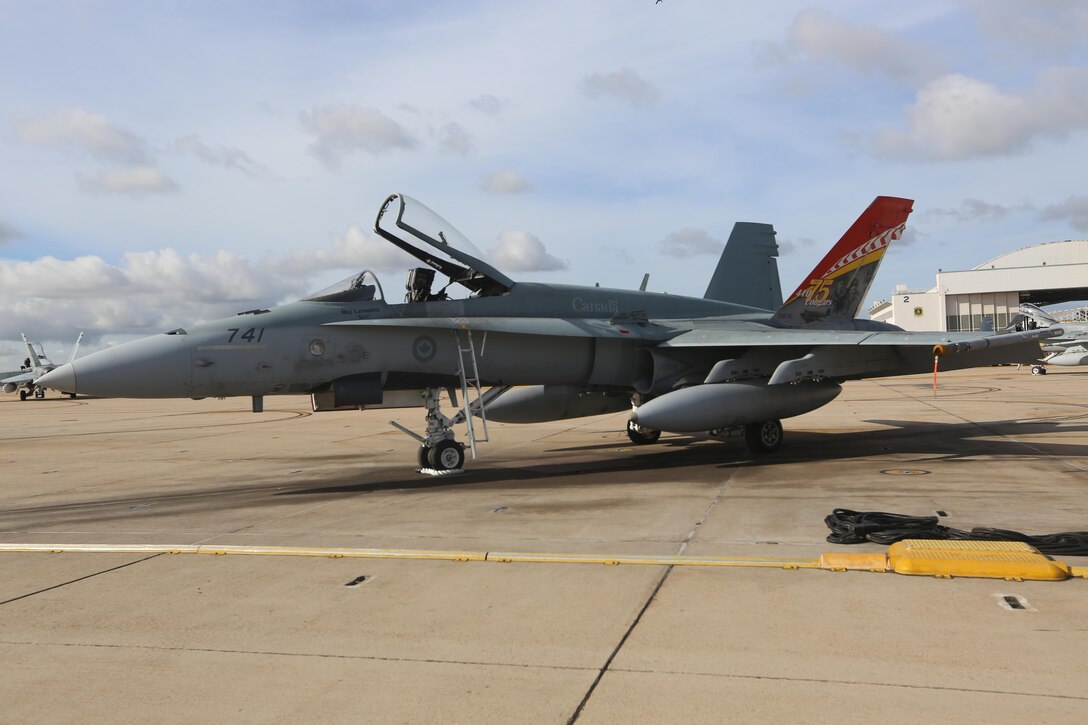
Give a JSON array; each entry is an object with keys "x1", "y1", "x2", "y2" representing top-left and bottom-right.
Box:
[{"x1": 3, "y1": 1, "x2": 1088, "y2": 368}]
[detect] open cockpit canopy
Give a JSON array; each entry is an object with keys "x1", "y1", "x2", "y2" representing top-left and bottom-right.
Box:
[{"x1": 374, "y1": 193, "x2": 512, "y2": 297}]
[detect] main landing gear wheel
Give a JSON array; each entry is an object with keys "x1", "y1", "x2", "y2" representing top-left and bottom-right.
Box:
[
  {"x1": 19, "y1": 389, "x2": 28, "y2": 401},
  {"x1": 745, "y1": 419, "x2": 783, "y2": 454},
  {"x1": 33, "y1": 386, "x2": 45, "y2": 399},
  {"x1": 1031, "y1": 365, "x2": 1047, "y2": 375},
  {"x1": 626, "y1": 419, "x2": 661, "y2": 445},
  {"x1": 427, "y1": 440, "x2": 465, "y2": 471}
]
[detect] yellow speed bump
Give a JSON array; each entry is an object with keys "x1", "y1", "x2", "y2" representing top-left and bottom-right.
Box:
[{"x1": 887, "y1": 540, "x2": 1072, "y2": 581}]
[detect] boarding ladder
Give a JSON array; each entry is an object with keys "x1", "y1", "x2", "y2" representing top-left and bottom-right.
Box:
[{"x1": 455, "y1": 329, "x2": 490, "y2": 460}]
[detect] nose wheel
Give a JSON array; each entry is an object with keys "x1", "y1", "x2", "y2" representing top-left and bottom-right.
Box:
[{"x1": 427, "y1": 440, "x2": 466, "y2": 470}]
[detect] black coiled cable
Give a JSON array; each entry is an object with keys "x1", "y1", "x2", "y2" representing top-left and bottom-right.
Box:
[{"x1": 824, "y1": 509, "x2": 1088, "y2": 556}]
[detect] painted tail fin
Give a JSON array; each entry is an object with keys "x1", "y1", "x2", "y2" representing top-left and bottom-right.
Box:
[
  {"x1": 772, "y1": 196, "x2": 913, "y2": 327},
  {"x1": 703, "y1": 222, "x2": 783, "y2": 310}
]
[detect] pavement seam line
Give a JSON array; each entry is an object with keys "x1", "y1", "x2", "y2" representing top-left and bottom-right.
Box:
[
  {"x1": 0, "y1": 553, "x2": 163, "y2": 607},
  {"x1": 567, "y1": 475, "x2": 733, "y2": 724},
  {"x1": 0, "y1": 639, "x2": 593, "y2": 672},
  {"x1": 607, "y1": 666, "x2": 1088, "y2": 702}
]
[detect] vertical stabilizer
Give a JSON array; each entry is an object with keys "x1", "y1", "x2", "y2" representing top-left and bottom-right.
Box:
[
  {"x1": 1019, "y1": 303, "x2": 1058, "y2": 327},
  {"x1": 68, "y1": 332, "x2": 84, "y2": 364},
  {"x1": 21, "y1": 334, "x2": 41, "y2": 369},
  {"x1": 703, "y1": 222, "x2": 783, "y2": 310},
  {"x1": 772, "y1": 196, "x2": 913, "y2": 327}
]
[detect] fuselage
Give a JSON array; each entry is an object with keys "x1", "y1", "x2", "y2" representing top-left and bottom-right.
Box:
[{"x1": 37, "y1": 282, "x2": 775, "y2": 400}]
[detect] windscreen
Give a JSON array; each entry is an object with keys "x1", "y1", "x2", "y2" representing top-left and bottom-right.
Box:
[{"x1": 305, "y1": 270, "x2": 385, "y2": 303}]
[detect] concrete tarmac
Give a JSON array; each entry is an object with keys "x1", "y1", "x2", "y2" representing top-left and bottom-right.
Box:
[{"x1": 1, "y1": 369, "x2": 1087, "y2": 723}]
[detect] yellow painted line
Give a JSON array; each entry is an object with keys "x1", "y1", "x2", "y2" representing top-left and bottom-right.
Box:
[
  {"x1": 0, "y1": 543, "x2": 486, "y2": 562},
  {"x1": 0, "y1": 543, "x2": 818, "y2": 569},
  {"x1": 486, "y1": 551, "x2": 819, "y2": 569},
  {"x1": 0, "y1": 542, "x2": 1081, "y2": 580}
]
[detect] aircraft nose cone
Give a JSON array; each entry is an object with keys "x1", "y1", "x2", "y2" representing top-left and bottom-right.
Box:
[
  {"x1": 42, "y1": 334, "x2": 193, "y2": 398},
  {"x1": 36, "y1": 363, "x2": 76, "y2": 393}
]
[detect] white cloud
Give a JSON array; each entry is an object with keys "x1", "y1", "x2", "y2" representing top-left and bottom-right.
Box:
[
  {"x1": 76, "y1": 166, "x2": 180, "y2": 195},
  {"x1": 968, "y1": 1, "x2": 1088, "y2": 59},
  {"x1": 479, "y1": 170, "x2": 534, "y2": 194},
  {"x1": 659, "y1": 228, "x2": 723, "y2": 258},
  {"x1": 13, "y1": 108, "x2": 149, "y2": 164},
  {"x1": 175, "y1": 134, "x2": 271, "y2": 177},
  {"x1": 871, "y1": 70, "x2": 1088, "y2": 160},
  {"x1": 435, "y1": 122, "x2": 474, "y2": 156},
  {"x1": 299, "y1": 104, "x2": 417, "y2": 169},
  {"x1": 469, "y1": 94, "x2": 508, "y2": 115},
  {"x1": 776, "y1": 237, "x2": 816, "y2": 256},
  {"x1": 1040, "y1": 196, "x2": 1088, "y2": 232},
  {"x1": 779, "y1": 9, "x2": 942, "y2": 84},
  {"x1": 0, "y1": 221, "x2": 24, "y2": 245},
  {"x1": 0, "y1": 255, "x2": 130, "y2": 298},
  {"x1": 578, "y1": 67, "x2": 659, "y2": 107},
  {"x1": 265, "y1": 224, "x2": 414, "y2": 277},
  {"x1": 0, "y1": 226, "x2": 416, "y2": 352},
  {"x1": 487, "y1": 231, "x2": 568, "y2": 272},
  {"x1": 923, "y1": 198, "x2": 1034, "y2": 223}
]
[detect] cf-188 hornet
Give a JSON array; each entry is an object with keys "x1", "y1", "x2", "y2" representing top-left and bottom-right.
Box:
[
  {"x1": 1017, "y1": 303, "x2": 1088, "y2": 375},
  {"x1": 2, "y1": 332, "x2": 82, "y2": 400},
  {"x1": 37, "y1": 194, "x2": 1058, "y2": 471}
]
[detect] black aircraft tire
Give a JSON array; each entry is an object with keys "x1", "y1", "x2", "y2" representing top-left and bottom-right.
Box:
[
  {"x1": 417, "y1": 445, "x2": 431, "y2": 469},
  {"x1": 1031, "y1": 365, "x2": 1046, "y2": 375},
  {"x1": 34, "y1": 388, "x2": 44, "y2": 399},
  {"x1": 745, "y1": 420, "x2": 783, "y2": 454},
  {"x1": 626, "y1": 419, "x2": 661, "y2": 445},
  {"x1": 428, "y1": 440, "x2": 465, "y2": 471},
  {"x1": 19, "y1": 389, "x2": 27, "y2": 401}
]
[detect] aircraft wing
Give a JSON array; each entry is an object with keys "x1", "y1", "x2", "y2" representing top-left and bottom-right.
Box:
[
  {"x1": 661, "y1": 326, "x2": 1059, "y2": 349},
  {"x1": 1, "y1": 371, "x2": 34, "y2": 385},
  {"x1": 658, "y1": 326, "x2": 1061, "y2": 383},
  {"x1": 327, "y1": 316, "x2": 679, "y2": 341}
]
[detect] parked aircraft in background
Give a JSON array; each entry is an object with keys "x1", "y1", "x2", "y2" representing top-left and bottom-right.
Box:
[
  {"x1": 2, "y1": 333, "x2": 83, "y2": 400},
  {"x1": 37, "y1": 194, "x2": 1057, "y2": 471},
  {"x1": 1018, "y1": 303, "x2": 1088, "y2": 375}
]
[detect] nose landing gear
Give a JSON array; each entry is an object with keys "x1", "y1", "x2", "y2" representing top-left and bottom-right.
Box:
[{"x1": 392, "y1": 385, "x2": 510, "y2": 474}]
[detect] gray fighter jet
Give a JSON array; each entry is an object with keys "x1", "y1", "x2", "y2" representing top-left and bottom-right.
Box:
[
  {"x1": 1017, "y1": 303, "x2": 1088, "y2": 374},
  {"x1": 37, "y1": 193, "x2": 1057, "y2": 471},
  {"x1": 2, "y1": 332, "x2": 82, "y2": 400}
]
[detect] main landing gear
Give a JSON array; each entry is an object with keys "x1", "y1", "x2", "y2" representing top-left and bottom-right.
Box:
[
  {"x1": 626, "y1": 419, "x2": 661, "y2": 444},
  {"x1": 1031, "y1": 364, "x2": 1047, "y2": 375},
  {"x1": 19, "y1": 385, "x2": 47, "y2": 401},
  {"x1": 627, "y1": 413, "x2": 785, "y2": 455},
  {"x1": 744, "y1": 419, "x2": 783, "y2": 454}
]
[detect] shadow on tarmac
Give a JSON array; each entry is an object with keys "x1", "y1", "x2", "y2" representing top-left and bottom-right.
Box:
[{"x1": 5, "y1": 415, "x2": 1088, "y2": 530}]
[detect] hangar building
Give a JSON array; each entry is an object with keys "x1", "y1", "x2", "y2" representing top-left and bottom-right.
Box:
[{"x1": 868, "y1": 239, "x2": 1088, "y2": 331}]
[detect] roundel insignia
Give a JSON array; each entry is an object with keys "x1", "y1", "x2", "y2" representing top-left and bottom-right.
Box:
[
  {"x1": 412, "y1": 334, "x2": 437, "y2": 363},
  {"x1": 913, "y1": 306, "x2": 924, "y2": 317}
]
